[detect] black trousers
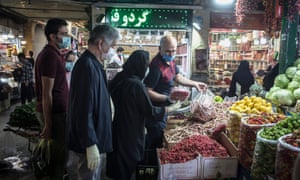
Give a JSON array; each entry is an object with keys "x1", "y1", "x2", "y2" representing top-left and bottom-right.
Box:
[{"x1": 21, "y1": 82, "x2": 33, "y2": 104}]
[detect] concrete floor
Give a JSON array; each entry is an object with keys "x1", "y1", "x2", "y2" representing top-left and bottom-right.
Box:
[{"x1": 0, "y1": 101, "x2": 36, "y2": 180}]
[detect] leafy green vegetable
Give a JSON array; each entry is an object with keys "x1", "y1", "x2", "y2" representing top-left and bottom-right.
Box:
[
  {"x1": 8, "y1": 101, "x2": 40, "y2": 128},
  {"x1": 294, "y1": 58, "x2": 300, "y2": 66},
  {"x1": 274, "y1": 74, "x2": 290, "y2": 89},
  {"x1": 265, "y1": 86, "x2": 281, "y2": 101},
  {"x1": 292, "y1": 70, "x2": 300, "y2": 82},
  {"x1": 285, "y1": 66, "x2": 297, "y2": 79},
  {"x1": 271, "y1": 89, "x2": 295, "y2": 106},
  {"x1": 293, "y1": 88, "x2": 300, "y2": 99},
  {"x1": 287, "y1": 81, "x2": 300, "y2": 92}
]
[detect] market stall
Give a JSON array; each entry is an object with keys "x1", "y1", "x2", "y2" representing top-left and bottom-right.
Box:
[
  {"x1": 148, "y1": 85, "x2": 299, "y2": 179},
  {"x1": 102, "y1": 6, "x2": 193, "y2": 78}
]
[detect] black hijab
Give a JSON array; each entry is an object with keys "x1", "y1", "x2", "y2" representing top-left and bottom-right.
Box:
[
  {"x1": 109, "y1": 50, "x2": 149, "y2": 91},
  {"x1": 123, "y1": 50, "x2": 149, "y2": 79},
  {"x1": 234, "y1": 60, "x2": 254, "y2": 86}
]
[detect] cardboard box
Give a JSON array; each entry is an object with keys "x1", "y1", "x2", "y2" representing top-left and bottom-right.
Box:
[
  {"x1": 159, "y1": 132, "x2": 238, "y2": 180},
  {"x1": 158, "y1": 151, "x2": 202, "y2": 180},
  {"x1": 200, "y1": 132, "x2": 238, "y2": 179}
]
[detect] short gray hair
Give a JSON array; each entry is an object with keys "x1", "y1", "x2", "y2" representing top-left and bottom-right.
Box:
[{"x1": 88, "y1": 24, "x2": 121, "y2": 46}]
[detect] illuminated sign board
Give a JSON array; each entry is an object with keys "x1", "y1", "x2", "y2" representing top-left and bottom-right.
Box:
[{"x1": 105, "y1": 8, "x2": 192, "y2": 29}]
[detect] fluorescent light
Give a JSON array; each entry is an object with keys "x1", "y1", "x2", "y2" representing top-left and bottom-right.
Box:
[{"x1": 215, "y1": 0, "x2": 234, "y2": 5}]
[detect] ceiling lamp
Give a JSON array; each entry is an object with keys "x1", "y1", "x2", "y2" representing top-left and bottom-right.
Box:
[{"x1": 8, "y1": 29, "x2": 15, "y2": 39}]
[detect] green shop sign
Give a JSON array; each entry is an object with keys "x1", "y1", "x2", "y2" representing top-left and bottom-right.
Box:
[{"x1": 105, "y1": 7, "x2": 192, "y2": 29}]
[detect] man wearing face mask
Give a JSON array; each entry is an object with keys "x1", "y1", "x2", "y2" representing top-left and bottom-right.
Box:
[
  {"x1": 65, "y1": 51, "x2": 76, "y2": 88},
  {"x1": 144, "y1": 35, "x2": 207, "y2": 149},
  {"x1": 66, "y1": 24, "x2": 121, "y2": 180},
  {"x1": 35, "y1": 18, "x2": 69, "y2": 179}
]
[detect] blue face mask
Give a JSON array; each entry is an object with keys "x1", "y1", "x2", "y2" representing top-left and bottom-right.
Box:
[
  {"x1": 65, "y1": 62, "x2": 74, "y2": 72},
  {"x1": 58, "y1": 36, "x2": 71, "y2": 49},
  {"x1": 162, "y1": 54, "x2": 175, "y2": 62}
]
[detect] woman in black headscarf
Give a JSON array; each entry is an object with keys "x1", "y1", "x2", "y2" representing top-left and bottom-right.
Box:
[
  {"x1": 106, "y1": 50, "x2": 166, "y2": 180},
  {"x1": 263, "y1": 62, "x2": 279, "y2": 91},
  {"x1": 228, "y1": 60, "x2": 255, "y2": 97}
]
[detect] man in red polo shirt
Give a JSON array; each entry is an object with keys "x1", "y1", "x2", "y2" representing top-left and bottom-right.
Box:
[
  {"x1": 35, "y1": 18, "x2": 69, "y2": 179},
  {"x1": 144, "y1": 35, "x2": 207, "y2": 149}
]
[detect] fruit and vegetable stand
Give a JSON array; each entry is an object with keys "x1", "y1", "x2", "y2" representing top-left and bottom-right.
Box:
[{"x1": 156, "y1": 86, "x2": 300, "y2": 180}]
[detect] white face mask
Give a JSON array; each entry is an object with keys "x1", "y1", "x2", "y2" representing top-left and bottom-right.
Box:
[{"x1": 101, "y1": 47, "x2": 115, "y2": 61}]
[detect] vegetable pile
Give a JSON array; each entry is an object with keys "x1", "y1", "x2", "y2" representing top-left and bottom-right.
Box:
[
  {"x1": 260, "y1": 113, "x2": 300, "y2": 140},
  {"x1": 159, "y1": 135, "x2": 229, "y2": 164},
  {"x1": 266, "y1": 59, "x2": 300, "y2": 106},
  {"x1": 8, "y1": 101, "x2": 40, "y2": 129},
  {"x1": 284, "y1": 130, "x2": 300, "y2": 148}
]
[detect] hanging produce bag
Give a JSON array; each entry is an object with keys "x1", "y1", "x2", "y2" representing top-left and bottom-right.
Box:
[
  {"x1": 31, "y1": 138, "x2": 55, "y2": 179},
  {"x1": 275, "y1": 134, "x2": 300, "y2": 180},
  {"x1": 239, "y1": 117, "x2": 274, "y2": 170},
  {"x1": 190, "y1": 90, "x2": 216, "y2": 123},
  {"x1": 239, "y1": 113, "x2": 284, "y2": 170},
  {"x1": 227, "y1": 110, "x2": 242, "y2": 147},
  {"x1": 251, "y1": 129, "x2": 278, "y2": 180}
]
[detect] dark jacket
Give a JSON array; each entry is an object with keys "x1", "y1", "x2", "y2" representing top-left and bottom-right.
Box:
[
  {"x1": 263, "y1": 63, "x2": 279, "y2": 91},
  {"x1": 66, "y1": 50, "x2": 112, "y2": 153},
  {"x1": 228, "y1": 60, "x2": 255, "y2": 97},
  {"x1": 106, "y1": 50, "x2": 165, "y2": 180}
]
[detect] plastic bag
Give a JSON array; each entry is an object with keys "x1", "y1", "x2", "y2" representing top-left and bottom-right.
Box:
[
  {"x1": 31, "y1": 138, "x2": 53, "y2": 179},
  {"x1": 190, "y1": 90, "x2": 216, "y2": 122}
]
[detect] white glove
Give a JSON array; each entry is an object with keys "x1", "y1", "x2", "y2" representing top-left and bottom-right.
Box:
[
  {"x1": 166, "y1": 101, "x2": 181, "y2": 113},
  {"x1": 86, "y1": 144, "x2": 100, "y2": 170}
]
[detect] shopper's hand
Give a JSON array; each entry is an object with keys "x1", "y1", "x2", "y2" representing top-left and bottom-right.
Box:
[
  {"x1": 86, "y1": 144, "x2": 100, "y2": 170},
  {"x1": 40, "y1": 125, "x2": 52, "y2": 139},
  {"x1": 194, "y1": 82, "x2": 207, "y2": 92},
  {"x1": 166, "y1": 101, "x2": 181, "y2": 113}
]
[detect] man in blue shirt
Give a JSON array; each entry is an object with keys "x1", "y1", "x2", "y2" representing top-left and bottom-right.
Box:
[
  {"x1": 144, "y1": 35, "x2": 207, "y2": 149},
  {"x1": 66, "y1": 24, "x2": 120, "y2": 180}
]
